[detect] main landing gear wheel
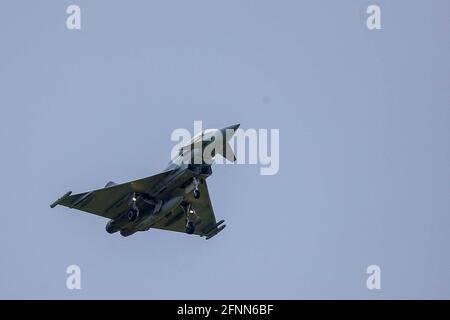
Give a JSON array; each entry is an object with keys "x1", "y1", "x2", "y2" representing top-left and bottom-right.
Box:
[
  {"x1": 186, "y1": 221, "x2": 196, "y2": 234},
  {"x1": 127, "y1": 208, "x2": 139, "y2": 222},
  {"x1": 192, "y1": 177, "x2": 200, "y2": 199}
]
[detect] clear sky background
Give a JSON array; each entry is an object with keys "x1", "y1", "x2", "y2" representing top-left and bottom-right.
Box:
[{"x1": 1, "y1": 0, "x2": 449, "y2": 299}]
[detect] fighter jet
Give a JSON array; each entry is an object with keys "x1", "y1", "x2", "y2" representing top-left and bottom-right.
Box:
[{"x1": 50, "y1": 124, "x2": 239, "y2": 239}]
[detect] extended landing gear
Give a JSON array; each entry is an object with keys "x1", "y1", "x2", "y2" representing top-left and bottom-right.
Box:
[
  {"x1": 127, "y1": 207, "x2": 139, "y2": 222},
  {"x1": 193, "y1": 177, "x2": 200, "y2": 199},
  {"x1": 186, "y1": 221, "x2": 196, "y2": 234},
  {"x1": 181, "y1": 202, "x2": 199, "y2": 234}
]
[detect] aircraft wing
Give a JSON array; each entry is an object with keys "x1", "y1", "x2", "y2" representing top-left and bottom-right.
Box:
[
  {"x1": 50, "y1": 170, "x2": 175, "y2": 219},
  {"x1": 152, "y1": 180, "x2": 223, "y2": 238}
]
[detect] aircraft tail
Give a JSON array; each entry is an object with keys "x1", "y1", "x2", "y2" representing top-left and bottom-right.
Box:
[
  {"x1": 217, "y1": 142, "x2": 236, "y2": 162},
  {"x1": 105, "y1": 181, "x2": 117, "y2": 188}
]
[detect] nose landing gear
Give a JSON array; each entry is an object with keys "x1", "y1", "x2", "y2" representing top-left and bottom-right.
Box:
[
  {"x1": 181, "y1": 202, "x2": 199, "y2": 234},
  {"x1": 186, "y1": 221, "x2": 196, "y2": 234}
]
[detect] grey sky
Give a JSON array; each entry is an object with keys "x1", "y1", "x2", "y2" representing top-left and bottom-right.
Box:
[{"x1": 1, "y1": 0, "x2": 449, "y2": 299}]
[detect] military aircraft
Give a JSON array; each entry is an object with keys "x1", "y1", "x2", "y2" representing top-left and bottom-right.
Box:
[{"x1": 50, "y1": 124, "x2": 239, "y2": 239}]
